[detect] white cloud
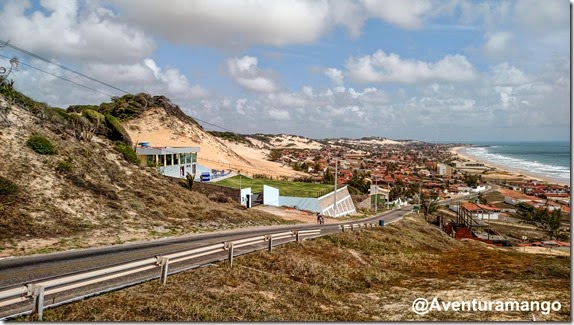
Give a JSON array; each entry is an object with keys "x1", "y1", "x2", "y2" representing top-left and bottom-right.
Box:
[
  {"x1": 514, "y1": 0, "x2": 569, "y2": 35},
  {"x1": 457, "y1": 0, "x2": 512, "y2": 27},
  {"x1": 268, "y1": 108, "x2": 290, "y2": 120},
  {"x1": 328, "y1": 0, "x2": 366, "y2": 37},
  {"x1": 494, "y1": 86, "x2": 516, "y2": 109},
  {"x1": 324, "y1": 68, "x2": 344, "y2": 86},
  {"x1": 0, "y1": 0, "x2": 155, "y2": 63},
  {"x1": 346, "y1": 50, "x2": 477, "y2": 83},
  {"x1": 361, "y1": 0, "x2": 432, "y2": 29},
  {"x1": 483, "y1": 32, "x2": 514, "y2": 58},
  {"x1": 227, "y1": 56, "x2": 278, "y2": 93},
  {"x1": 115, "y1": 0, "x2": 332, "y2": 48},
  {"x1": 489, "y1": 63, "x2": 531, "y2": 86}
]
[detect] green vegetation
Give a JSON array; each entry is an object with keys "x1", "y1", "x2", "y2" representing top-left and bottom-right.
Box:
[
  {"x1": 346, "y1": 170, "x2": 370, "y2": 194},
  {"x1": 268, "y1": 149, "x2": 282, "y2": 161},
  {"x1": 89, "y1": 94, "x2": 148, "y2": 121},
  {"x1": 216, "y1": 175, "x2": 333, "y2": 197},
  {"x1": 113, "y1": 142, "x2": 139, "y2": 164},
  {"x1": 420, "y1": 190, "x2": 440, "y2": 221},
  {"x1": 0, "y1": 176, "x2": 18, "y2": 201},
  {"x1": 26, "y1": 134, "x2": 56, "y2": 155},
  {"x1": 209, "y1": 131, "x2": 253, "y2": 146},
  {"x1": 55, "y1": 157, "x2": 74, "y2": 174},
  {"x1": 517, "y1": 203, "x2": 564, "y2": 240},
  {"x1": 463, "y1": 173, "x2": 481, "y2": 187},
  {"x1": 179, "y1": 173, "x2": 195, "y2": 190},
  {"x1": 105, "y1": 114, "x2": 132, "y2": 145}
]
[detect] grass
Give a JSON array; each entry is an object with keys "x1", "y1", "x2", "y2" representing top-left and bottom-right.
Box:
[
  {"x1": 26, "y1": 215, "x2": 570, "y2": 322},
  {"x1": 215, "y1": 175, "x2": 333, "y2": 197}
]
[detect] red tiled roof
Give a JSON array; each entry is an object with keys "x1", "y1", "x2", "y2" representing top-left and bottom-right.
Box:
[{"x1": 461, "y1": 202, "x2": 501, "y2": 212}]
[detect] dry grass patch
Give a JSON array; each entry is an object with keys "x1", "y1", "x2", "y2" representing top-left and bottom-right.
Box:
[{"x1": 26, "y1": 215, "x2": 570, "y2": 321}]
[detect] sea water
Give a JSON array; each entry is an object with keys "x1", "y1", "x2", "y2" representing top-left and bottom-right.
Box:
[{"x1": 459, "y1": 141, "x2": 571, "y2": 185}]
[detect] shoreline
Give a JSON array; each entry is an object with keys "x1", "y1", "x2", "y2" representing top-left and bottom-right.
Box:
[{"x1": 449, "y1": 146, "x2": 570, "y2": 187}]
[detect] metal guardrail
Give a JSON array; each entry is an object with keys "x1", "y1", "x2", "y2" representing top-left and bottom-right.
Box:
[{"x1": 0, "y1": 223, "x2": 378, "y2": 320}]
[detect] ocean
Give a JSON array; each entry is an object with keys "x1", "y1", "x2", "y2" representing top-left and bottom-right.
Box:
[{"x1": 458, "y1": 141, "x2": 571, "y2": 185}]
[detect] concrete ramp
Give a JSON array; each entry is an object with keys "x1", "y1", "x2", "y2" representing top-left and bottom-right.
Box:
[{"x1": 318, "y1": 186, "x2": 357, "y2": 217}]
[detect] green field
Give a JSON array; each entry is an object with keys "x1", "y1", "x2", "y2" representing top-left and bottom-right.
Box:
[{"x1": 215, "y1": 176, "x2": 334, "y2": 197}]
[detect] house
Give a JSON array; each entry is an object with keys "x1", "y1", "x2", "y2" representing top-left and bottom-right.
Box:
[
  {"x1": 436, "y1": 163, "x2": 453, "y2": 176},
  {"x1": 135, "y1": 143, "x2": 200, "y2": 179},
  {"x1": 460, "y1": 202, "x2": 501, "y2": 220}
]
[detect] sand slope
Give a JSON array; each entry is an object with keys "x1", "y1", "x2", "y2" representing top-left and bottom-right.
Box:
[{"x1": 123, "y1": 108, "x2": 307, "y2": 178}]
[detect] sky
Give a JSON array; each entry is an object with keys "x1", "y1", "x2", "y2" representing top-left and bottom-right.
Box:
[{"x1": 0, "y1": 0, "x2": 570, "y2": 142}]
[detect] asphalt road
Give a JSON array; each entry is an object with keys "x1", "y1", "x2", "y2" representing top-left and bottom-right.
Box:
[{"x1": 0, "y1": 205, "x2": 413, "y2": 288}]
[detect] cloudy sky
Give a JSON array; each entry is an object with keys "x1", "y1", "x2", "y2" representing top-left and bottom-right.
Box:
[{"x1": 0, "y1": 0, "x2": 570, "y2": 142}]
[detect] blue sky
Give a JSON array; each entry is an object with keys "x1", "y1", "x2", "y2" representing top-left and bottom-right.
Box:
[{"x1": 0, "y1": 0, "x2": 570, "y2": 142}]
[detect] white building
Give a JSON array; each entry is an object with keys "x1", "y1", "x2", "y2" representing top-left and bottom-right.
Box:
[{"x1": 136, "y1": 144, "x2": 200, "y2": 179}]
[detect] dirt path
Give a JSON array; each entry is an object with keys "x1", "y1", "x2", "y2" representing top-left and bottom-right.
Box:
[{"x1": 253, "y1": 205, "x2": 331, "y2": 224}]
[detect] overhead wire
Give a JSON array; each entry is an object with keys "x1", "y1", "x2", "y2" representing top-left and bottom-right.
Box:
[
  {"x1": 0, "y1": 40, "x2": 129, "y2": 94},
  {"x1": 0, "y1": 53, "x2": 115, "y2": 97},
  {"x1": 0, "y1": 39, "x2": 234, "y2": 132}
]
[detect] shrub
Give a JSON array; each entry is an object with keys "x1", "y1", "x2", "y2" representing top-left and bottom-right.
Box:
[
  {"x1": 105, "y1": 114, "x2": 132, "y2": 146},
  {"x1": 0, "y1": 176, "x2": 18, "y2": 199},
  {"x1": 55, "y1": 157, "x2": 74, "y2": 173},
  {"x1": 114, "y1": 142, "x2": 139, "y2": 164},
  {"x1": 26, "y1": 134, "x2": 56, "y2": 155}
]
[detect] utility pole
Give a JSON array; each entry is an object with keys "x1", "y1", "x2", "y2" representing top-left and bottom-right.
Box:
[
  {"x1": 238, "y1": 170, "x2": 242, "y2": 189},
  {"x1": 333, "y1": 156, "x2": 338, "y2": 217},
  {"x1": 374, "y1": 176, "x2": 378, "y2": 214}
]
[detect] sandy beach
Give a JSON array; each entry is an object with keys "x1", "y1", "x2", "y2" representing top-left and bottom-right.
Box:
[{"x1": 449, "y1": 146, "x2": 569, "y2": 186}]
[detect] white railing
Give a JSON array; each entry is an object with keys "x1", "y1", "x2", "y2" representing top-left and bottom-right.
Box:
[{"x1": 0, "y1": 223, "x2": 379, "y2": 320}]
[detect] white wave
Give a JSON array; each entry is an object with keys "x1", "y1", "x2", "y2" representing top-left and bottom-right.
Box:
[{"x1": 464, "y1": 147, "x2": 570, "y2": 181}]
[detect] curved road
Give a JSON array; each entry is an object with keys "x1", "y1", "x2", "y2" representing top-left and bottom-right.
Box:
[{"x1": 0, "y1": 205, "x2": 412, "y2": 288}]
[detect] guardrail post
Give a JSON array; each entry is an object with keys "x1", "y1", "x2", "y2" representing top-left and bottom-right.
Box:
[
  {"x1": 226, "y1": 242, "x2": 234, "y2": 267},
  {"x1": 158, "y1": 257, "x2": 170, "y2": 285},
  {"x1": 266, "y1": 235, "x2": 273, "y2": 252},
  {"x1": 341, "y1": 225, "x2": 345, "y2": 232},
  {"x1": 30, "y1": 285, "x2": 45, "y2": 321},
  {"x1": 351, "y1": 224, "x2": 354, "y2": 231},
  {"x1": 295, "y1": 231, "x2": 301, "y2": 243}
]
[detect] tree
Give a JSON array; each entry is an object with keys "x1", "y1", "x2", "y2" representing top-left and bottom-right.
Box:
[
  {"x1": 420, "y1": 190, "x2": 440, "y2": 222},
  {"x1": 517, "y1": 203, "x2": 562, "y2": 240},
  {"x1": 476, "y1": 191, "x2": 488, "y2": 204},
  {"x1": 179, "y1": 173, "x2": 196, "y2": 190},
  {"x1": 464, "y1": 173, "x2": 480, "y2": 187},
  {"x1": 322, "y1": 167, "x2": 334, "y2": 184},
  {"x1": 347, "y1": 169, "x2": 369, "y2": 194}
]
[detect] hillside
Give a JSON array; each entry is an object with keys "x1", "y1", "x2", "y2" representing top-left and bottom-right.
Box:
[
  {"x1": 0, "y1": 93, "x2": 292, "y2": 257},
  {"x1": 26, "y1": 214, "x2": 570, "y2": 321},
  {"x1": 119, "y1": 97, "x2": 308, "y2": 178}
]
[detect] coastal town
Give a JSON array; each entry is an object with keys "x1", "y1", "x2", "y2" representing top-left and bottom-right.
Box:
[{"x1": 151, "y1": 131, "x2": 569, "y2": 248}]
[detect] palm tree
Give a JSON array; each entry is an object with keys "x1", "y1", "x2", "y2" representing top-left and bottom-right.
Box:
[{"x1": 420, "y1": 190, "x2": 440, "y2": 222}]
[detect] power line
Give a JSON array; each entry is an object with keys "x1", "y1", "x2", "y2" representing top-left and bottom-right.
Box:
[
  {"x1": 0, "y1": 53, "x2": 115, "y2": 97},
  {"x1": 0, "y1": 40, "x2": 235, "y2": 132},
  {"x1": 0, "y1": 40, "x2": 129, "y2": 94},
  {"x1": 192, "y1": 116, "x2": 235, "y2": 132}
]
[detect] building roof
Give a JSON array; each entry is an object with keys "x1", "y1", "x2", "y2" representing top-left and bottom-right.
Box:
[
  {"x1": 136, "y1": 146, "x2": 200, "y2": 155},
  {"x1": 461, "y1": 202, "x2": 501, "y2": 212}
]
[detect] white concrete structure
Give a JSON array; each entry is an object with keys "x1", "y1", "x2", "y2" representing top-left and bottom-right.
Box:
[
  {"x1": 136, "y1": 145, "x2": 200, "y2": 179},
  {"x1": 240, "y1": 187, "x2": 253, "y2": 207},
  {"x1": 318, "y1": 186, "x2": 357, "y2": 217},
  {"x1": 263, "y1": 185, "x2": 280, "y2": 206},
  {"x1": 458, "y1": 185, "x2": 486, "y2": 194},
  {"x1": 261, "y1": 185, "x2": 356, "y2": 218}
]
